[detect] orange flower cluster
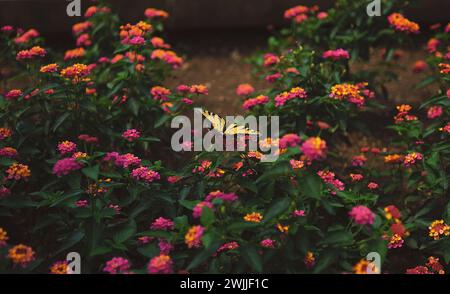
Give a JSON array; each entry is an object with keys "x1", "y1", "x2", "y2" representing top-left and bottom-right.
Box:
[
  {"x1": 50, "y1": 261, "x2": 69, "y2": 274},
  {"x1": 119, "y1": 21, "x2": 152, "y2": 45},
  {"x1": 304, "y1": 251, "x2": 315, "y2": 268},
  {"x1": 14, "y1": 28, "x2": 39, "y2": 44},
  {"x1": 84, "y1": 5, "x2": 111, "y2": 18},
  {"x1": 438, "y1": 63, "x2": 450, "y2": 74},
  {"x1": 151, "y1": 49, "x2": 183, "y2": 68},
  {"x1": 244, "y1": 212, "x2": 263, "y2": 223},
  {"x1": 329, "y1": 83, "x2": 365, "y2": 107},
  {"x1": 276, "y1": 223, "x2": 289, "y2": 233},
  {"x1": 184, "y1": 225, "x2": 205, "y2": 248},
  {"x1": 0, "y1": 227, "x2": 8, "y2": 247},
  {"x1": 388, "y1": 13, "x2": 419, "y2": 34},
  {"x1": 144, "y1": 8, "x2": 169, "y2": 19},
  {"x1": 16, "y1": 46, "x2": 46, "y2": 60},
  {"x1": 40, "y1": 63, "x2": 59, "y2": 73},
  {"x1": 64, "y1": 47, "x2": 86, "y2": 60},
  {"x1": 428, "y1": 220, "x2": 450, "y2": 240},
  {"x1": 353, "y1": 259, "x2": 378, "y2": 274},
  {"x1": 6, "y1": 162, "x2": 31, "y2": 180},
  {"x1": 60, "y1": 64, "x2": 91, "y2": 83},
  {"x1": 8, "y1": 244, "x2": 35, "y2": 266},
  {"x1": 394, "y1": 104, "x2": 418, "y2": 123},
  {"x1": 72, "y1": 21, "x2": 92, "y2": 35},
  {"x1": 0, "y1": 127, "x2": 12, "y2": 140}
]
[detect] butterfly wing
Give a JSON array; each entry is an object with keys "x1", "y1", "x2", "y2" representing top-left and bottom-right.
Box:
[
  {"x1": 202, "y1": 110, "x2": 225, "y2": 133},
  {"x1": 224, "y1": 124, "x2": 259, "y2": 135}
]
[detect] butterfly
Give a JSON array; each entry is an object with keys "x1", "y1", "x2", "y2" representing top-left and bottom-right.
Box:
[{"x1": 200, "y1": 109, "x2": 259, "y2": 135}]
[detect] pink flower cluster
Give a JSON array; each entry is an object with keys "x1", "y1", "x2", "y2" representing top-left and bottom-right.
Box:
[
  {"x1": 150, "y1": 49, "x2": 183, "y2": 68},
  {"x1": 284, "y1": 5, "x2": 309, "y2": 19},
  {"x1": 236, "y1": 84, "x2": 255, "y2": 96},
  {"x1": 349, "y1": 205, "x2": 375, "y2": 225},
  {"x1": 16, "y1": 46, "x2": 46, "y2": 60},
  {"x1": 205, "y1": 190, "x2": 239, "y2": 202},
  {"x1": 260, "y1": 239, "x2": 276, "y2": 248},
  {"x1": 242, "y1": 95, "x2": 269, "y2": 110},
  {"x1": 427, "y1": 106, "x2": 443, "y2": 119},
  {"x1": 14, "y1": 28, "x2": 39, "y2": 44},
  {"x1": 263, "y1": 53, "x2": 280, "y2": 67},
  {"x1": 150, "y1": 86, "x2": 171, "y2": 101},
  {"x1": 403, "y1": 152, "x2": 423, "y2": 167},
  {"x1": 293, "y1": 209, "x2": 306, "y2": 217},
  {"x1": 150, "y1": 217, "x2": 174, "y2": 230},
  {"x1": 53, "y1": 158, "x2": 83, "y2": 177},
  {"x1": 265, "y1": 73, "x2": 282, "y2": 83},
  {"x1": 216, "y1": 241, "x2": 239, "y2": 255},
  {"x1": 351, "y1": 155, "x2": 367, "y2": 167},
  {"x1": 103, "y1": 257, "x2": 131, "y2": 274},
  {"x1": 147, "y1": 254, "x2": 173, "y2": 274},
  {"x1": 274, "y1": 87, "x2": 308, "y2": 107},
  {"x1": 122, "y1": 129, "x2": 141, "y2": 142},
  {"x1": 322, "y1": 48, "x2": 350, "y2": 60},
  {"x1": 131, "y1": 166, "x2": 160, "y2": 183},
  {"x1": 104, "y1": 152, "x2": 141, "y2": 168},
  {"x1": 317, "y1": 170, "x2": 345, "y2": 193},
  {"x1": 57, "y1": 141, "x2": 77, "y2": 155},
  {"x1": 301, "y1": 137, "x2": 327, "y2": 161},
  {"x1": 78, "y1": 134, "x2": 98, "y2": 144},
  {"x1": 279, "y1": 133, "x2": 301, "y2": 149},
  {"x1": 5, "y1": 89, "x2": 23, "y2": 100},
  {"x1": 158, "y1": 239, "x2": 174, "y2": 255},
  {"x1": 0, "y1": 147, "x2": 18, "y2": 158}
]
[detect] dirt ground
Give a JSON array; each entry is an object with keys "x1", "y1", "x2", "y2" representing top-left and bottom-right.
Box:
[
  {"x1": 164, "y1": 29, "x2": 435, "y2": 116},
  {"x1": 165, "y1": 29, "x2": 269, "y2": 115}
]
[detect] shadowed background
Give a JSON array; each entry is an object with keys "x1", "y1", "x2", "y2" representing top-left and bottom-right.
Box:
[{"x1": 0, "y1": 0, "x2": 449, "y2": 33}]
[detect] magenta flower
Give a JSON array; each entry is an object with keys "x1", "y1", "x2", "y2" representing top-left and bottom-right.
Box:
[
  {"x1": 147, "y1": 254, "x2": 173, "y2": 274},
  {"x1": 57, "y1": 141, "x2": 77, "y2": 155},
  {"x1": 53, "y1": 158, "x2": 83, "y2": 177},
  {"x1": 260, "y1": 238, "x2": 276, "y2": 248},
  {"x1": 103, "y1": 257, "x2": 131, "y2": 274},
  {"x1": 150, "y1": 217, "x2": 174, "y2": 231},
  {"x1": 349, "y1": 205, "x2": 375, "y2": 225},
  {"x1": 122, "y1": 129, "x2": 141, "y2": 142},
  {"x1": 323, "y1": 48, "x2": 350, "y2": 60},
  {"x1": 131, "y1": 166, "x2": 160, "y2": 183}
]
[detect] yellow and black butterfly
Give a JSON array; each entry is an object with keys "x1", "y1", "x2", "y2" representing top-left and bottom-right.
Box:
[{"x1": 200, "y1": 109, "x2": 259, "y2": 135}]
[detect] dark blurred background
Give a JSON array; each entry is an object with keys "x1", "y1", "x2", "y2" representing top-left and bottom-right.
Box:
[{"x1": 0, "y1": 0, "x2": 449, "y2": 33}]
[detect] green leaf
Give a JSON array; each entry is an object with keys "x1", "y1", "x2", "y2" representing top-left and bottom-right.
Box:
[
  {"x1": 49, "y1": 190, "x2": 83, "y2": 207},
  {"x1": 82, "y1": 165, "x2": 100, "y2": 181},
  {"x1": 263, "y1": 197, "x2": 290, "y2": 223},
  {"x1": 52, "y1": 112, "x2": 71, "y2": 132},
  {"x1": 240, "y1": 245, "x2": 263, "y2": 273},
  {"x1": 113, "y1": 220, "x2": 137, "y2": 244},
  {"x1": 187, "y1": 241, "x2": 221, "y2": 270},
  {"x1": 89, "y1": 246, "x2": 112, "y2": 257},
  {"x1": 128, "y1": 98, "x2": 140, "y2": 116},
  {"x1": 313, "y1": 250, "x2": 337, "y2": 273},
  {"x1": 200, "y1": 206, "x2": 215, "y2": 227},
  {"x1": 54, "y1": 231, "x2": 85, "y2": 256},
  {"x1": 179, "y1": 199, "x2": 199, "y2": 210},
  {"x1": 318, "y1": 230, "x2": 353, "y2": 246},
  {"x1": 137, "y1": 244, "x2": 160, "y2": 258},
  {"x1": 227, "y1": 221, "x2": 260, "y2": 232},
  {"x1": 301, "y1": 173, "x2": 323, "y2": 199}
]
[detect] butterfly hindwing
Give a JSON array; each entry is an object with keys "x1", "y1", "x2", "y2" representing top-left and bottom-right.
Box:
[{"x1": 201, "y1": 109, "x2": 259, "y2": 135}]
